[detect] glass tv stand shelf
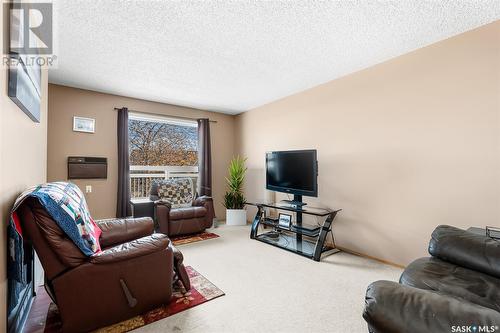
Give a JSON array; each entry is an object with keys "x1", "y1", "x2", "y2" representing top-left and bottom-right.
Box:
[{"x1": 248, "y1": 202, "x2": 342, "y2": 261}]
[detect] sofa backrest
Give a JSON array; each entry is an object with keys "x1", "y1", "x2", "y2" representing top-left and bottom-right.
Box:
[
  {"x1": 149, "y1": 180, "x2": 162, "y2": 201},
  {"x1": 429, "y1": 225, "x2": 500, "y2": 278},
  {"x1": 17, "y1": 197, "x2": 87, "y2": 280}
]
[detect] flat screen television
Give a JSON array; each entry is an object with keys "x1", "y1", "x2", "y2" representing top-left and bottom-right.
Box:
[{"x1": 266, "y1": 149, "x2": 318, "y2": 198}]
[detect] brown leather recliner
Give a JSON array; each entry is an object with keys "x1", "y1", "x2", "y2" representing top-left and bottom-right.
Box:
[
  {"x1": 149, "y1": 183, "x2": 215, "y2": 237},
  {"x1": 363, "y1": 225, "x2": 500, "y2": 333},
  {"x1": 17, "y1": 197, "x2": 187, "y2": 333}
]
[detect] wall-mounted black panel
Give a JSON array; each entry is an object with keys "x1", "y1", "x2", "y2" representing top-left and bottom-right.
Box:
[{"x1": 68, "y1": 157, "x2": 107, "y2": 179}]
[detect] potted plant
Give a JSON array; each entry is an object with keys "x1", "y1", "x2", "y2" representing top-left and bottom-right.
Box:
[{"x1": 223, "y1": 156, "x2": 247, "y2": 226}]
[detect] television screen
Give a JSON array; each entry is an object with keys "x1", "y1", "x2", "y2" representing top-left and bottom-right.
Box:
[{"x1": 266, "y1": 150, "x2": 318, "y2": 197}]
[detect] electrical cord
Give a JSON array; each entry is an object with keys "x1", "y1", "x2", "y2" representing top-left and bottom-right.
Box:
[
  {"x1": 268, "y1": 195, "x2": 327, "y2": 250},
  {"x1": 259, "y1": 215, "x2": 291, "y2": 248},
  {"x1": 279, "y1": 229, "x2": 290, "y2": 248}
]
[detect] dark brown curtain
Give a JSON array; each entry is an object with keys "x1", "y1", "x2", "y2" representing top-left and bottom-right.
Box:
[
  {"x1": 197, "y1": 118, "x2": 212, "y2": 197},
  {"x1": 117, "y1": 107, "x2": 132, "y2": 217}
]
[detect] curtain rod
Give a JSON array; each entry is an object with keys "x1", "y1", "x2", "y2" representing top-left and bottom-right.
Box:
[{"x1": 113, "y1": 107, "x2": 217, "y2": 123}]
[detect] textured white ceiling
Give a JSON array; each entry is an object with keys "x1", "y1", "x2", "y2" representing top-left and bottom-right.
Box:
[{"x1": 49, "y1": 1, "x2": 500, "y2": 114}]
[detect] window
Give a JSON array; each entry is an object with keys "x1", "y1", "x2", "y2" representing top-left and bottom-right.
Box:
[{"x1": 128, "y1": 113, "x2": 198, "y2": 198}]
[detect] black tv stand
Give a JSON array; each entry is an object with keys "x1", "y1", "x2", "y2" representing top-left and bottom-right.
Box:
[{"x1": 248, "y1": 199, "x2": 342, "y2": 261}]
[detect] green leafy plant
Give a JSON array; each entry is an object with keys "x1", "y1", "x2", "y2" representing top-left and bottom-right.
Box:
[{"x1": 223, "y1": 156, "x2": 247, "y2": 209}]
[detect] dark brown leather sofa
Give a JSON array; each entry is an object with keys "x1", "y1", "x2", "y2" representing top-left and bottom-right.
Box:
[
  {"x1": 133, "y1": 182, "x2": 215, "y2": 237},
  {"x1": 17, "y1": 197, "x2": 185, "y2": 333},
  {"x1": 363, "y1": 225, "x2": 500, "y2": 333}
]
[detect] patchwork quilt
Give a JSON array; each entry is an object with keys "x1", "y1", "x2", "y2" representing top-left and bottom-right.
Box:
[
  {"x1": 8, "y1": 182, "x2": 102, "y2": 283},
  {"x1": 156, "y1": 178, "x2": 195, "y2": 209}
]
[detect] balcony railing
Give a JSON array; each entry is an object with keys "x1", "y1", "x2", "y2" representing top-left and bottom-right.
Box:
[{"x1": 130, "y1": 165, "x2": 199, "y2": 199}]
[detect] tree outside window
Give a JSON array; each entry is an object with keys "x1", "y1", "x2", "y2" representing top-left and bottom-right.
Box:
[
  {"x1": 128, "y1": 116, "x2": 198, "y2": 198},
  {"x1": 128, "y1": 119, "x2": 198, "y2": 166}
]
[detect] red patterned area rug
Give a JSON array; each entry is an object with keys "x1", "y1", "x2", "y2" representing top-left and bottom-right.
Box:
[
  {"x1": 44, "y1": 266, "x2": 224, "y2": 333},
  {"x1": 171, "y1": 231, "x2": 219, "y2": 246}
]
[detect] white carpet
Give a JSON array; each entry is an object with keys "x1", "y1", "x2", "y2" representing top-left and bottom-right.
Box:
[{"x1": 136, "y1": 225, "x2": 402, "y2": 333}]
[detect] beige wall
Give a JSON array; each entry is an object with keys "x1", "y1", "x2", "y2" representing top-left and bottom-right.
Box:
[
  {"x1": 0, "y1": 6, "x2": 49, "y2": 329},
  {"x1": 47, "y1": 84, "x2": 235, "y2": 219},
  {"x1": 236, "y1": 21, "x2": 500, "y2": 266}
]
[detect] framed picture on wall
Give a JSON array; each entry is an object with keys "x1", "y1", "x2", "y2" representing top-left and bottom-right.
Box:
[
  {"x1": 8, "y1": 55, "x2": 41, "y2": 122},
  {"x1": 8, "y1": 1, "x2": 42, "y2": 123},
  {"x1": 73, "y1": 116, "x2": 95, "y2": 133}
]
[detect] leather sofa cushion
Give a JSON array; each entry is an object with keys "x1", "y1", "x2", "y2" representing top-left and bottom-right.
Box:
[
  {"x1": 97, "y1": 217, "x2": 154, "y2": 248},
  {"x1": 364, "y1": 280, "x2": 500, "y2": 333},
  {"x1": 429, "y1": 225, "x2": 500, "y2": 278},
  {"x1": 400, "y1": 257, "x2": 500, "y2": 312},
  {"x1": 91, "y1": 234, "x2": 169, "y2": 264},
  {"x1": 169, "y1": 206, "x2": 207, "y2": 221},
  {"x1": 169, "y1": 218, "x2": 207, "y2": 236}
]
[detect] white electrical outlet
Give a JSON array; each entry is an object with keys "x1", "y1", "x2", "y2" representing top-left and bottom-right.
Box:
[{"x1": 85, "y1": 185, "x2": 92, "y2": 193}]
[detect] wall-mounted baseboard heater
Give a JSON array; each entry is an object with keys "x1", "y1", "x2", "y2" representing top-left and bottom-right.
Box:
[{"x1": 68, "y1": 157, "x2": 107, "y2": 179}]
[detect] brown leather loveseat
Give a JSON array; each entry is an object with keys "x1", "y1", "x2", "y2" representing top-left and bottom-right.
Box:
[{"x1": 17, "y1": 197, "x2": 184, "y2": 332}]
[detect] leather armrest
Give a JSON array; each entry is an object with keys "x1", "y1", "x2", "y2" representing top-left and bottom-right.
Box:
[
  {"x1": 193, "y1": 196, "x2": 215, "y2": 228},
  {"x1": 91, "y1": 234, "x2": 169, "y2": 264},
  {"x1": 154, "y1": 199, "x2": 172, "y2": 209},
  {"x1": 193, "y1": 195, "x2": 212, "y2": 206},
  {"x1": 429, "y1": 225, "x2": 500, "y2": 278},
  {"x1": 97, "y1": 217, "x2": 154, "y2": 248},
  {"x1": 364, "y1": 281, "x2": 500, "y2": 333},
  {"x1": 154, "y1": 200, "x2": 171, "y2": 235}
]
